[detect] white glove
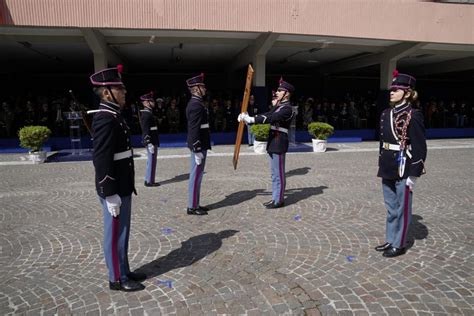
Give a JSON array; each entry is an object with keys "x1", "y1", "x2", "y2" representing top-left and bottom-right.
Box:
[
  {"x1": 105, "y1": 194, "x2": 121, "y2": 217},
  {"x1": 194, "y1": 152, "x2": 204, "y2": 165},
  {"x1": 147, "y1": 143, "x2": 155, "y2": 154},
  {"x1": 241, "y1": 112, "x2": 255, "y2": 124},
  {"x1": 237, "y1": 113, "x2": 244, "y2": 122},
  {"x1": 406, "y1": 176, "x2": 417, "y2": 191}
]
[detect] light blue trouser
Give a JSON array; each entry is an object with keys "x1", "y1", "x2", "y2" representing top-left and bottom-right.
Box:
[
  {"x1": 247, "y1": 127, "x2": 255, "y2": 145},
  {"x1": 100, "y1": 195, "x2": 132, "y2": 282},
  {"x1": 188, "y1": 150, "x2": 207, "y2": 209},
  {"x1": 382, "y1": 179, "x2": 413, "y2": 249},
  {"x1": 269, "y1": 153, "x2": 286, "y2": 204},
  {"x1": 145, "y1": 145, "x2": 158, "y2": 184}
]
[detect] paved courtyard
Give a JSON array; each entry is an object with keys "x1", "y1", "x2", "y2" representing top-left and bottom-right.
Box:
[{"x1": 0, "y1": 139, "x2": 473, "y2": 315}]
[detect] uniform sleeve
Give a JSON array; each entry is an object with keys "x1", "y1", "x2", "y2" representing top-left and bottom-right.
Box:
[
  {"x1": 408, "y1": 110, "x2": 427, "y2": 177},
  {"x1": 255, "y1": 106, "x2": 293, "y2": 124},
  {"x1": 187, "y1": 105, "x2": 203, "y2": 152},
  {"x1": 141, "y1": 112, "x2": 151, "y2": 145},
  {"x1": 93, "y1": 115, "x2": 118, "y2": 196}
]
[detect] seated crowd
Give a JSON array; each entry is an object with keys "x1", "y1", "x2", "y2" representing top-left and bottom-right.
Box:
[{"x1": 0, "y1": 91, "x2": 472, "y2": 138}]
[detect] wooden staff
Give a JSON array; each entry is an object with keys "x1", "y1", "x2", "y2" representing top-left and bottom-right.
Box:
[{"x1": 232, "y1": 64, "x2": 254, "y2": 170}]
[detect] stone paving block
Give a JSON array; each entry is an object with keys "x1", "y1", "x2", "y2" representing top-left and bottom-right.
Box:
[{"x1": 0, "y1": 141, "x2": 473, "y2": 315}]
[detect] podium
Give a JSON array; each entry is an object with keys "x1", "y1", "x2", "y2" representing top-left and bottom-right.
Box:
[{"x1": 64, "y1": 111, "x2": 83, "y2": 155}]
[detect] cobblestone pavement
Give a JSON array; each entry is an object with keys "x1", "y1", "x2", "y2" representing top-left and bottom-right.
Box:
[{"x1": 0, "y1": 139, "x2": 473, "y2": 315}]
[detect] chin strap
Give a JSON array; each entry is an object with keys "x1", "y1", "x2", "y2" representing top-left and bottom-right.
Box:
[{"x1": 107, "y1": 86, "x2": 120, "y2": 106}]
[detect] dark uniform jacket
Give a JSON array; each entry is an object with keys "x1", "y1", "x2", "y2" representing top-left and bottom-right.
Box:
[
  {"x1": 377, "y1": 102, "x2": 427, "y2": 180},
  {"x1": 92, "y1": 101, "x2": 136, "y2": 198},
  {"x1": 140, "y1": 108, "x2": 160, "y2": 147},
  {"x1": 254, "y1": 100, "x2": 294, "y2": 154},
  {"x1": 186, "y1": 95, "x2": 211, "y2": 152}
]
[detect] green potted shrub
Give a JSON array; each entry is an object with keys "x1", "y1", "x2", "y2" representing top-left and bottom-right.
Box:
[
  {"x1": 308, "y1": 122, "x2": 334, "y2": 152},
  {"x1": 250, "y1": 124, "x2": 270, "y2": 154},
  {"x1": 18, "y1": 125, "x2": 51, "y2": 163}
]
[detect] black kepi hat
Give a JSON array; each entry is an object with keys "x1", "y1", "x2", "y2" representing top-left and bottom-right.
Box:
[
  {"x1": 277, "y1": 77, "x2": 295, "y2": 93},
  {"x1": 90, "y1": 65, "x2": 124, "y2": 86},
  {"x1": 140, "y1": 91, "x2": 154, "y2": 101},
  {"x1": 391, "y1": 70, "x2": 416, "y2": 90},
  {"x1": 186, "y1": 73, "x2": 205, "y2": 87}
]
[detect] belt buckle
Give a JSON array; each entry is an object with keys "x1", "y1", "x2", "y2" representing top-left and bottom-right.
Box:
[{"x1": 383, "y1": 143, "x2": 390, "y2": 150}]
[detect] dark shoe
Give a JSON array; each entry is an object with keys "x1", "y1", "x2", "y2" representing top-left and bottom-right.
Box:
[
  {"x1": 109, "y1": 280, "x2": 145, "y2": 292},
  {"x1": 265, "y1": 201, "x2": 285, "y2": 209},
  {"x1": 127, "y1": 272, "x2": 146, "y2": 282},
  {"x1": 198, "y1": 206, "x2": 209, "y2": 212},
  {"x1": 187, "y1": 208, "x2": 208, "y2": 215},
  {"x1": 144, "y1": 181, "x2": 160, "y2": 187},
  {"x1": 383, "y1": 247, "x2": 406, "y2": 258},
  {"x1": 374, "y1": 242, "x2": 391, "y2": 252},
  {"x1": 263, "y1": 200, "x2": 274, "y2": 207}
]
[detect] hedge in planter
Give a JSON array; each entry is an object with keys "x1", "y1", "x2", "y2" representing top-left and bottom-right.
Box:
[
  {"x1": 250, "y1": 124, "x2": 271, "y2": 141},
  {"x1": 308, "y1": 122, "x2": 334, "y2": 140},
  {"x1": 18, "y1": 125, "x2": 51, "y2": 152}
]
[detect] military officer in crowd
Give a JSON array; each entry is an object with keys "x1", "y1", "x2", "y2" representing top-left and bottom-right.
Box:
[
  {"x1": 89, "y1": 65, "x2": 146, "y2": 291},
  {"x1": 186, "y1": 73, "x2": 211, "y2": 215},
  {"x1": 375, "y1": 70, "x2": 427, "y2": 257},
  {"x1": 140, "y1": 91, "x2": 160, "y2": 187},
  {"x1": 238, "y1": 78, "x2": 295, "y2": 209}
]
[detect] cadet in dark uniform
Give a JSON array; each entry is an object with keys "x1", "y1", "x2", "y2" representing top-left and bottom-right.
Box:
[
  {"x1": 186, "y1": 73, "x2": 211, "y2": 215},
  {"x1": 140, "y1": 91, "x2": 160, "y2": 187},
  {"x1": 238, "y1": 78, "x2": 295, "y2": 209},
  {"x1": 375, "y1": 71, "x2": 427, "y2": 257},
  {"x1": 89, "y1": 65, "x2": 146, "y2": 291}
]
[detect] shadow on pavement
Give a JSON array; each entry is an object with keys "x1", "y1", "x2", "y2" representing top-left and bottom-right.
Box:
[
  {"x1": 136, "y1": 230, "x2": 239, "y2": 279},
  {"x1": 205, "y1": 189, "x2": 267, "y2": 211},
  {"x1": 284, "y1": 186, "x2": 328, "y2": 207},
  {"x1": 406, "y1": 214, "x2": 429, "y2": 250},
  {"x1": 205, "y1": 185, "x2": 327, "y2": 211},
  {"x1": 286, "y1": 167, "x2": 311, "y2": 178},
  {"x1": 159, "y1": 173, "x2": 189, "y2": 186}
]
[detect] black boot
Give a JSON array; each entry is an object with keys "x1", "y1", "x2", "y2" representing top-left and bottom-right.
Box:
[
  {"x1": 383, "y1": 247, "x2": 406, "y2": 258},
  {"x1": 187, "y1": 208, "x2": 208, "y2": 215},
  {"x1": 374, "y1": 242, "x2": 391, "y2": 252},
  {"x1": 265, "y1": 201, "x2": 285, "y2": 209},
  {"x1": 144, "y1": 181, "x2": 160, "y2": 187},
  {"x1": 109, "y1": 280, "x2": 145, "y2": 292},
  {"x1": 263, "y1": 200, "x2": 274, "y2": 207}
]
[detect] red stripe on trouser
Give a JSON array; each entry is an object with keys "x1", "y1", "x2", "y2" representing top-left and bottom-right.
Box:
[
  {"x1": 400, "y1": 185, "x2": 410, "y2": 247},
  {"x1": 150, "y1": 149, "x2": 156, "y2": 183},
  {"x1": 279, "y1": 155, "x2": 284, "y2": 203},
  {"x1": 192, "y1": 164, "x2": 201, "y2": 208},
  {"x1": 111, "y1": 217, "x2": 120, "y2": 281}
]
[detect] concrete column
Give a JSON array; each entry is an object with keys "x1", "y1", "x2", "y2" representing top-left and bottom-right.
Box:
[
  {"x1": 93, "y1": 52, "x2": 108, "y2": 71},
  {"x1": 253, "y1": 54, "x2": 266, "y2": 87},
  {"x1": 81, "y1": 28, "x2": 121, "y2": 71},
  {"x1": 380, "y1": 58, "x2": 397, "y2": 90}
]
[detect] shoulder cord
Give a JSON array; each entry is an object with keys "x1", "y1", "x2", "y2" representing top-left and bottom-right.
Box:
[{"x1": 394, "y1": 109, "x2": 413, "y2": 151}]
